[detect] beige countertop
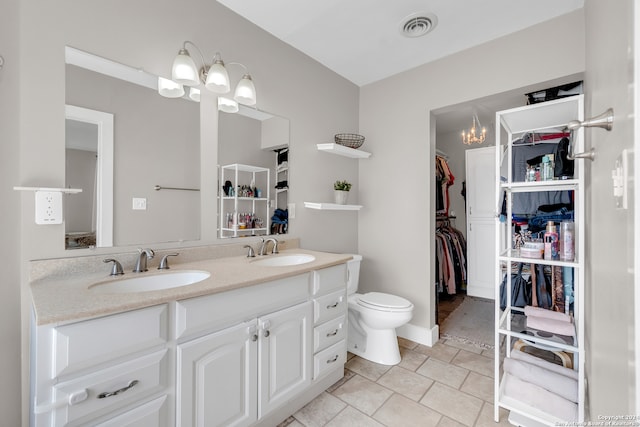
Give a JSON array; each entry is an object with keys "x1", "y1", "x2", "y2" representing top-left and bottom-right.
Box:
[{"x1": 30, "y1": 248, "x2": 352, "y2": 326}]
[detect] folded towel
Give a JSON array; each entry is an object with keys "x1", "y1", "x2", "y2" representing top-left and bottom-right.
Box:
[
  {"x1": 527, "y1": 316, "x2": 575, "y2": 337},
  {"x1": 524, "y1": 305, "x2": 572, "y2": 323},
  {"x1": 503, "y1": 373, "x2": 578, "y2": 421},
  {"x1": 504, "y1": 357, "x2": 578, "y2": 402},
  {"x1": 511, "y1": 349, "x2": 578, "y2": 380}
]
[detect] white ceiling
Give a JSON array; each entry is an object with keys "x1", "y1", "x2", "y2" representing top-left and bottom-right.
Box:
[{"x1": 217, "y1": 0, "x2": 584, "y2": 87}]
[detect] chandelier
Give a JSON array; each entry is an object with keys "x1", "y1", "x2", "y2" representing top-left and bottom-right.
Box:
[{"x1": 461, "y1": 114, "x2": 486, "y2": 145}]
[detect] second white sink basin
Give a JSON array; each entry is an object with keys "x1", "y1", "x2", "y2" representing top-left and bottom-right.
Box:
[
  {"x1": 90, "y1": 270, "x2": 211, "y2": 293},
  {"x1": 252, "y1": 254, "x2": 316, "y2": 267}
]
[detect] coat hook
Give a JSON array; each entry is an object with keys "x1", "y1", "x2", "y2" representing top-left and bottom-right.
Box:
[{"x1": 567, "y1": 108, "x2": 614, "y2": 131}]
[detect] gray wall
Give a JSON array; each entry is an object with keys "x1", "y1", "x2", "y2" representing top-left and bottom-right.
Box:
[
  {"x1": 359, "y1": 11, "x2": 585, "y2": 341},
  {"x1": 584, "y1": 0, "x2": 636, "y2": 415},
  {"x1": 0, "y1": 0, "x2": 21, "y2": 425}
]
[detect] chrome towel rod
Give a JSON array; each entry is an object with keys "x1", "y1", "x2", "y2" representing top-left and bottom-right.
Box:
[{"x1": 154, "y1": 185, "x2": 200, "y2": 192}]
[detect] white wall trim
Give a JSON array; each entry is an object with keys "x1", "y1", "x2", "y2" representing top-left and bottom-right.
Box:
[{"x1": 397, "y1": 322, "x2": 439, "y2": 347}]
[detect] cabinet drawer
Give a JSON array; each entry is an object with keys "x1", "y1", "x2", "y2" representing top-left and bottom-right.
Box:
[
  {"x1": 314, "y1": 315, "x2": 346, "y2": 353},
  {"x1": 313, "y1": 340, "x2": 346, "y2": 380},
  {"x1": 175, "y1": 273, "x2": 310, "y2": 341},
  {"x1": 53, "y1": 305, "x2": 168, "y2": 378},
  {"x1": 51, "y1": 350, "x2": 168, "y2": 426},
  {"x1": 94, "y1": 395, "x2": 169, "y2": 427},
  {"x1": 312, "y1": 264, "x2": 347, "y2": 296},
  {"x1": 313, "y1": 289, "x2": 346, "y2": 325}
]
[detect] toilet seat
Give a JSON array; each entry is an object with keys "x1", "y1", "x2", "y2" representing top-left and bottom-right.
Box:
[{"x1": 357, "y1": 292, "x2": 413, "y2": 312}]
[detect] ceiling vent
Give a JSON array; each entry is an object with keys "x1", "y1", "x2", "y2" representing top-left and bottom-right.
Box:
[{"x1": 400, "y1": 13, "x2": 438, "y2": 38}]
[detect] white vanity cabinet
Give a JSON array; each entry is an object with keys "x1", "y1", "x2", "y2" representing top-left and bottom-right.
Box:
[
  {"x1": 175, "y1": 274, "x2": 313, "y2": 427},
  {"x1": 311, "y1": 264, "x2": 348, "y2": 380},
  {"x1": 31, "y1": 304, "x2": 171, "y2": 427}
]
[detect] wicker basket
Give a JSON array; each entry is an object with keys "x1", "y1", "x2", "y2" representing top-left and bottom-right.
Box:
[{"x1": 334, "y1": 133, "x2": 365, "y2": 149}]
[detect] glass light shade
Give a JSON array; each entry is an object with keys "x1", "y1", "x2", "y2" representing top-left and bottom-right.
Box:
[
  {"x1": 188, "y1": 87, "x2": 201, "y2": 102},
  {"x1": 158, "y1": 77, "x2": 185, "y2": 98},
  {"x1": 171, "y1": 49, "x2": 200, "y2": 86},
  {"x1": 218, "y1": 97, "x2": 239, "y2": 113},
  {"x1": 234, "y1": 74, "x2": 256, "y2": 106},
  {"x1": 205, "y1": 60, "x2": 230, "y2": 93}
]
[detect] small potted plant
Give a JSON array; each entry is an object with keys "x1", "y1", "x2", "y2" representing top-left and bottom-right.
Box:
[{"x1": 334, "y1": 180, "x2": 352, "y2": 205}]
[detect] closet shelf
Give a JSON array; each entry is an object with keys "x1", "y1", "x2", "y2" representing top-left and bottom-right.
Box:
[
  {"x1": 501, "y1": 179, "x2": 579, "y2": 193},
  {"x1": 304, "y1": 202, "x2": 362, "y2": 211},
  {"x1": 316, "y1": 143, "x2": 371, "y2": 159}
]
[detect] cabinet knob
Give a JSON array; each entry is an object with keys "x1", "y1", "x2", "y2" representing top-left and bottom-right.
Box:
[{"x1": 263, "y1": 330, "x2": 270, "y2": 338}]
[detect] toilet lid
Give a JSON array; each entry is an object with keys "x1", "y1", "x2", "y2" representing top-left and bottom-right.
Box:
[{"x1": 357, "y1": 292, "x2": 413, "y2": 311}]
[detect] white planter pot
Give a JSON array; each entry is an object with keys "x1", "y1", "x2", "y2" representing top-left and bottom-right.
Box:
[{"x1": 334, "y1": 190, "x2": 349, "y2": 205}]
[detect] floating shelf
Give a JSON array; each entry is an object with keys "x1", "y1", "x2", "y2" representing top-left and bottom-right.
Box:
[
  {"x1": 304, "y1": 202, "x2": 362, "y2": 211},
  {"x1": 316, "y1": 143, "x2": 371, "y2": 159},
  {"x1": 13, "y1": 186, "x2": 82, "y2": 194}
]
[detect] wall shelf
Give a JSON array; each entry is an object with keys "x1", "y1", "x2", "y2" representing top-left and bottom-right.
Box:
[
  {"x1": 316, "y1": 143, "x2": 371, "y2": 159},
  {"x1": 14, "y1": 186, "x2": 82, "y2": 194},
  {"x1": 304, "y1": 202, "x2": 362, "y2": 211}
]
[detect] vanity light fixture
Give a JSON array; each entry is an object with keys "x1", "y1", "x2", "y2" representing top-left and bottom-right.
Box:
[
  {"x1": 161, "y1": 41, "x2": 257, "y2": 106},
  {"x1": 461, "y1": 114, "x2": 486, "y2": 145},
  {"x1": 218, "y1": 97, "x2": 239, "y2": 113},
  {"x1": 158, "y1": 76, "x2": 185, "y2": 98},
  {"x1": 188, "y1": 87, "x2": 201, "y2": 102}
]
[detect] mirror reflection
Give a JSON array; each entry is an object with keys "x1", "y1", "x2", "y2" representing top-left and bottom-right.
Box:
[{"x1": 64, "y1": 47, "x2": 290, "y2": 249}]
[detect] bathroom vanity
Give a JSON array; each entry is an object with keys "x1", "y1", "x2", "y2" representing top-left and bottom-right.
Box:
[{"x1": 29, "y1": 247, "x2": 350, "y2": 426}]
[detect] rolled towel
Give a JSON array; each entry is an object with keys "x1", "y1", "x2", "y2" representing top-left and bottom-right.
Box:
[
  {"x1": 511, "y1": 349, "x2": 578, "y2": 380},
  {"x1": 503, "y1": 373, "x2": 578, "y2": 422},
  {"x1": 503, "y1": 357, "x2": 578, "y2": 402},
  {"x1": 527, "y1": 316, "x2": 575, "y2": 337},
  {"x1": 524, "y1": 305, "x2": 572, "y2": 323}
]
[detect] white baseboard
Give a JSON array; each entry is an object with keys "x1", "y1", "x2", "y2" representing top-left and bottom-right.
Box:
[{"x1": 397, "y1": 322, "x2": 439, "y2": 347}]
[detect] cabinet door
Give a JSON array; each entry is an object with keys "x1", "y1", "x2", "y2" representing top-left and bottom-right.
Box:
[
  {"x1": 467, "y1": 219, "x2": 496, "y2": 299},
  {"x1": 466, "y1": 146, "x2": 497, "y2": 219},
  {"x1": 258, "y1": 301, "x2": 312, "y2": 418},
  {"x1": 177, "y1": 320, "x2": 258, "y2": 427}
]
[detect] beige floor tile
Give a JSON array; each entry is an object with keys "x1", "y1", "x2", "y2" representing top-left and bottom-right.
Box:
[
  {"x1": 332, "y1": 374, "x2": 393, "y2": 416},
  {"x1": 293, "y1": 392, "x2": 347, "y2": 427},
  {"x1": 345, "y1": 356, "x2": 392, "y2": 381},
  {"x1": 437, "y1": 416, "x2": 467, "y2": 427},
  {"x1": 278, "y1": 418, "x2": 305, "y2": 427},
  {"x1": 452, "y1": 349, "x2": 494, "y2": 378},
  {"x1": 420, "y1": 383, "x2": 483, "y2": 427},
  {"x1": 398, "y1": 347, "x2": 428, "y2": 371},
  {"x1": 460, "y1": 371, "x2": 494, "y2": 403},
  {"x1": 326, "y1": 369, "x2": 356, "y2": 393},
  {"x1": 480, "y1": 348, "x2": 494, "y2": 358},
  {"x1": 373, "y1": 393, "x2": 442, "y2": 427},
  {"x1": 325, "y1": 406, "x2": 385, "y2": 427},
  {"x1": 442, "y1": 338, "x2": 486, "y2": 355},
  {"x1": 398, "y1": 336, "x2": 419, "y2": 350},
  {"x1": 416, "y1": 357, "x2": 470, "y2": 389},
  {"x1": 474, "y1": 402, "x2": 512, "y2": 427},
  {"x1": 377, "y1": 366, "x2": 434, "y2": 401},
  {"x1": 415, "y1": 342, "x2": 460, "y2": 363}
]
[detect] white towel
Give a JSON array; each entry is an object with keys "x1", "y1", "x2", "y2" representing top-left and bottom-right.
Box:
[
  {"x1": 526, "y1": 316, "x2": 575, "y2": 337},
  {"x1": 503, "y1": 373, "x2": 578, "y2": 421},
  {"x1": 511, "y1": 349, "x2": 579, "y2": 380},
  {"x1": 503, "y1": 357, "x2": 578, "y2": 402},
  {"x1": 524, "y1": 305, "x2": 572, "y2": 323}
]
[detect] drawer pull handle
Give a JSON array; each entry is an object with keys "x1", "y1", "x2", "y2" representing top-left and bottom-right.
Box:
[
  {"x1": 97, "y1": 380, "x2": 139, "y2": 399},
  {"x1": 326, "y1": 301, "x2": 340, "y2": 309},
  {"x1": 326, "y1": 329, "x2": 339, "y2": 337},
  {"x1": 326, "y1": 355, "x2": 339, "y2": 364}
]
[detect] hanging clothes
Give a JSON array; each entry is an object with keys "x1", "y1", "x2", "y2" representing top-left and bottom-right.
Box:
[
  {"x1": 435, "y1": 219, "x2": 467, "y2": 295},
  {"x1": 435, "y1": 155, "x2": 455, "y2": 216}
]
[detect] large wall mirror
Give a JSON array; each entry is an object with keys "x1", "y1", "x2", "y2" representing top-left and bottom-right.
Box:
[{"x1": 64, "y1": 46, "x2": 290, "y2": 249}]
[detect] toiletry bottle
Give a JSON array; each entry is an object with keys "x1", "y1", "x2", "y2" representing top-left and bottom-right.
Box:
[
  {"x1": 544, "y1": 221, "x2": 559, "y2": 259},
  {"x1": 541, "y1": 156, "x2": 551, "y2": 181},
  {"x1": 560, "y1": 220, "x2": 575, "y2": 261}
]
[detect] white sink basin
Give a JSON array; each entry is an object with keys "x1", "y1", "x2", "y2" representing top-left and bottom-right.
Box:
[
  {"x1": 252, "y1": 254, "x2": 316, "y2": 267},
  {"x1": 90, "y1": 270, "x2": 211, "y2": 293}
]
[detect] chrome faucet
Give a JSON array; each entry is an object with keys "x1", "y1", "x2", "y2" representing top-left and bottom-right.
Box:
[
  {"x1": 103, "y1": 259, "x2": 124, "y2": 276},
  {"x1": 158, "y1": 253, "x2": 179, "y2": 270},
  {"x1": 259, "y1": 238, "x2": 279, "y2": 255},
  {"x1": 133, "y1": 248, "x2": 155, "y2": 272}
]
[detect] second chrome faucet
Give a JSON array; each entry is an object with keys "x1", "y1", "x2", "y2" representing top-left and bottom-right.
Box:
[
  {"x1": 259, "y1": 238, "x2": 279, "y2": 256},
  {"x1": 133, "y1": 248, "x2": 155, "y2": 272}
]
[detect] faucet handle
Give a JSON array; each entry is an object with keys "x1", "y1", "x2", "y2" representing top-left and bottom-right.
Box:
[
  {"x1": 158, "y1": 253, "x2": 179, "y2": 270},
  {"x1": 243, "y1": 245, "x2": 256, "y2": 258},
  {"x1": 103, "y1": 259, "x2": 124, "y2": 276}
]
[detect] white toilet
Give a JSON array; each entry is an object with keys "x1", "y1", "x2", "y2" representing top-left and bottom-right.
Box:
[{"x1": 346, "y1": 255, "x2": 414, "y2": 365}]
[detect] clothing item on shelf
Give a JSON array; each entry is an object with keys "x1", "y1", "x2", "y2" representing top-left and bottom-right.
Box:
[
  {"x1": 511, "y1": 348, "x2": 579, "y2": 380},
  {"x1": 435, "y1": 220, "x2": 467, "y2": 295},
  {"x1": 503, "y1": 373, "x2": 578, "y2": 421},
  {"x1": 524, "y1": 305, "x2": 572, "y2": 323},
  {"x1": 503, "y1": 357, "x2": 578, "y2": 403},
  {"x1": 435, "y1": 155, "x2": 455, "y2": 216},
  {"x1": 526, "y1": 315, "x2": 575, "y2": 337}
]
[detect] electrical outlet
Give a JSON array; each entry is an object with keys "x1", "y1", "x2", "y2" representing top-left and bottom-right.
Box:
[
  {"x1": 132, "y1": 197, "x2": 147, "y2": 210},
  {"x1": 35, "y1": 191, "x2": 63, "y2": 224},
  {"x1": 288, "y1": 203, "x2": 296, "y2": 219}
]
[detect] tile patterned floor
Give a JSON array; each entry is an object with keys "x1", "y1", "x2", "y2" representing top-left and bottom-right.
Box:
[{"x1": 279, "y1": 337, "x2": 513, "y2": 427}]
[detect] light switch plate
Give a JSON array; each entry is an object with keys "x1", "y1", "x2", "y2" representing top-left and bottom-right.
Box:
[
  {"x1": 132, "y1": 197, "x2": 147, "y2": 210},
  {"x1": 35, "y1": 191, "x2": 63, "y2": 224},
  {"x1": 288, "y1": 203, "x2": 296, "y2": 219}
]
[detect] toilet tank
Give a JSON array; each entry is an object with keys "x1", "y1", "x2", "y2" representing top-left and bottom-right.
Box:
[{"x1": 346, "y1": 254, "x2": 362, "y2": 295}]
